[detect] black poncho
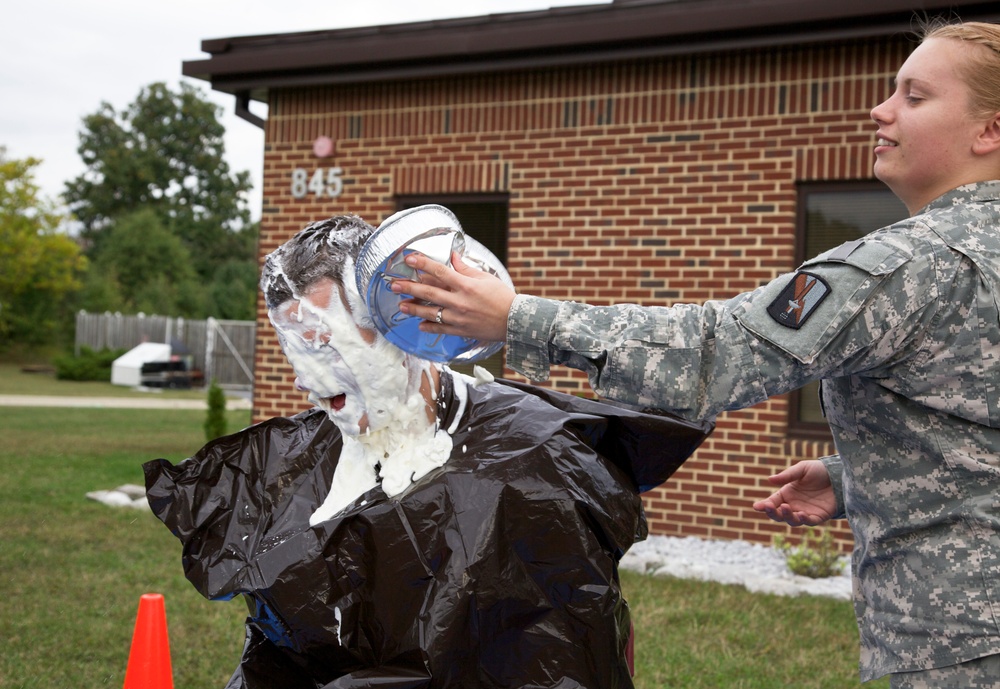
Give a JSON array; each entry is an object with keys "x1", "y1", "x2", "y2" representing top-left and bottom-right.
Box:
[{"x1": 145, "y1": 375, "x2": 711, "y2": 688}]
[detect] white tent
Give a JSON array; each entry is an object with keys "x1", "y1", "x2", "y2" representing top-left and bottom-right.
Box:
[{"x1": 111, "y1": 342, "x2": 171, "y2": 387}]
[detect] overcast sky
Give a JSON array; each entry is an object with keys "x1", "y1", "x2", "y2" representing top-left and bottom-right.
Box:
[{"x1": 4, "y1": 0, "x2": 609, "y2": 221}]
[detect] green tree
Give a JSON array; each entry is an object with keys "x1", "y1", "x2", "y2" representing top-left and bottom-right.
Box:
[
  {"x1": 64, "y1": 81, "x2": 256, "y2": 285},
  {"x1": 86, "y1": 208, "x2": 205, "y2": 317},
  {"x1": 0, "y1": 149, "x2": 86, "y2": 349},
  {"x1": 204, "y1": 379, "x2": 228, "y2": 441},
  {"x1": 205, "y1": 256, "x2": 260, "y2": 321}
]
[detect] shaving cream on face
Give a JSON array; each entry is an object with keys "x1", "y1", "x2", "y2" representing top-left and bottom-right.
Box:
[
  {"x1": 271, "y1": 280, "x2": 412, "y2": 437},
  {"x1": 268, "y1": 275, "x2": 455, "y2": 524}
]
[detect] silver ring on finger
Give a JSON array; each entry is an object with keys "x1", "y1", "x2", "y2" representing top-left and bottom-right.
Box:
[{"x1": 435, "y1": 306, "x2": 445, "y2": 325}]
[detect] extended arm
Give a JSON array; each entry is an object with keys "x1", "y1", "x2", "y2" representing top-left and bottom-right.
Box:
[
  {"x1": 394, "y1": 236, "x2": 936, "y2": 424},
  {"x1": 393, "y1": 252, "x2": 773, "y2": 418}
]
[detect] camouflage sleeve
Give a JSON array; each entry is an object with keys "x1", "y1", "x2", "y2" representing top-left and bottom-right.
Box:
[
  {"x1": 819, "y1": 455, "x2": 847, "y2": 520},
  {"x1": 506, "y1": 233, "x2": 940, "y2": 422},
  {"x1": 506, "y1": 294, "x2": 560, "y2": 383},
  {"x1": 506, "y1": 292, "x2": 771, "y2": 418}
]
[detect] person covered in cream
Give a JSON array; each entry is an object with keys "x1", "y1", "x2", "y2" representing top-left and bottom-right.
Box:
[
  {"x1": 144, "y1": 213, "x2": 711, "y2": 689},
  {"x1": 262, "y1": 217, "x2": 453, "y2": 522}
]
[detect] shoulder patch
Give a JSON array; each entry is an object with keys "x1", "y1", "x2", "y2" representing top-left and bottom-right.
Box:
[{"x1": 766, "y1": 271, "x2": 830, "y2": 329}]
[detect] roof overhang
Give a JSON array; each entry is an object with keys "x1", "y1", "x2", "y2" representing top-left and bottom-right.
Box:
[{"x1": 183, "y1": 0, "x2": 1000, "y2": 105}]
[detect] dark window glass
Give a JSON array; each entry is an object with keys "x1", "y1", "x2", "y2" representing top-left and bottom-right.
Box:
[
  {"x1": 789, "y1": 183, "x2": 908, "y2": 437},
  {"x1": 395, "y1": 195, "x2": 509, "y2": 379}
]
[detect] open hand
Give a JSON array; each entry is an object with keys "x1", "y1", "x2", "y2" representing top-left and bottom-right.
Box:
[{"x1": 752, "y1": 460, "x2": 837, "y2": 527}]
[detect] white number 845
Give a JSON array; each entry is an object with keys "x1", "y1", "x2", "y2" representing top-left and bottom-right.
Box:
[{"x1": 291, "y1": 168, "x2": 344, "y2": 199}]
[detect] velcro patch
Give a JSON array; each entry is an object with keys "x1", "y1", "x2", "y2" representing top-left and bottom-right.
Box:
[{"x1": 766, "y1": 271, "x2": 830, "y2": 329}]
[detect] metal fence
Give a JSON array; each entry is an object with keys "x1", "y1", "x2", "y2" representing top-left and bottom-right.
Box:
[{"x1": 74, "y1": 311, "x2": 256, "y2": 390}]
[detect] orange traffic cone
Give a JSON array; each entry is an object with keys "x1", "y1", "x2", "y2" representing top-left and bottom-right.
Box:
[{"x1": 123, "y1": 593, "x2": 174, "y2": 689}]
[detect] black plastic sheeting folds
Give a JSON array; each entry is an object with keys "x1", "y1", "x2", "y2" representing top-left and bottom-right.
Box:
[{"x1": 145, "y1": 375, "x2": 713, "y2": 689}]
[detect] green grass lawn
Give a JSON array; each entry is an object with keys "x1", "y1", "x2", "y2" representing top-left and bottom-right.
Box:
[
  {"x1": 0, "y1": 379, "x2": 886, "y2": 688},
  {"x1": 1, "y1": 404, "x2": 252, "y2": 689},
  {"x1": 0, "y1": 362, "x2": 230, "y2": 400}
]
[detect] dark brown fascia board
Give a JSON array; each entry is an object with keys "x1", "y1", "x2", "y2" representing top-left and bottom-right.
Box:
[{"x1": 182, "y1": 0, "x2": 1000, "y2": 98}]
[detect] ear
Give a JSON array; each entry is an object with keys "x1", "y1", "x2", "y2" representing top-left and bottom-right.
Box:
[{"x1": 973, "y1": 111, "x2": 1000, "y2": 155}]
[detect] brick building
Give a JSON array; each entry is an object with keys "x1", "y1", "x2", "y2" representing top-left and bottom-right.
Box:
[{"x1": 184, "y1": 0, "x2": 1000, "y2": 547}]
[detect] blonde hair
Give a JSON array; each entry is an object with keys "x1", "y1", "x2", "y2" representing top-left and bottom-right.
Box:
[{"x1": 923, "y1": 21, "x2": 1000, "y2": 119}]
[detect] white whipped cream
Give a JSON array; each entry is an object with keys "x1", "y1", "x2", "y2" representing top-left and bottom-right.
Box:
[{"x1": 266, "y1": 259, "x2": 463, "y2": 524}]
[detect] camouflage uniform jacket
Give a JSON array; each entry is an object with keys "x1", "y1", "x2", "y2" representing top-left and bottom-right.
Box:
[{"x1": 506, "y1": 181, "x2": 1000, "y2": 681}]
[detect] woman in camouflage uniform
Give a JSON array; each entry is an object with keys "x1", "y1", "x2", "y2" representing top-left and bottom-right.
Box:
[{"x1": 392, "y1": 20, "x2": 1000, "y2": 689}]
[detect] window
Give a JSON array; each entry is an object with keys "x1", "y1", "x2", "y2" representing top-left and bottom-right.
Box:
[
  {"x1": 788, "y1": 183, "x2": 908, "y2": 438},
  {"x1": 395, "y1": 195, "x2": 509, "y2": 379}
]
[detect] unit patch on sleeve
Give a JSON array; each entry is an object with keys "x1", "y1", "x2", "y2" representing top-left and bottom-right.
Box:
[{"x1": 766, "y1": 271, "x2": 831, "y2": 329}]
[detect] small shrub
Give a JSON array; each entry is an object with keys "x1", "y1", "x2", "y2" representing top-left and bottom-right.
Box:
[
  {"x1": 774, "y1": 529, "x2": 846, "y2": 579},
  {"x1": 204, "y1": 379, "x2": 227, "y2": 441},
  {"x1": 52, "y1": 346, "x2": 125, "y2": 381}
]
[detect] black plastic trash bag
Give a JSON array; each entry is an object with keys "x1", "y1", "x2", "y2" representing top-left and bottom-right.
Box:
[{"x1": 144, "y1": 375, "x2": 712, "y2": 688}]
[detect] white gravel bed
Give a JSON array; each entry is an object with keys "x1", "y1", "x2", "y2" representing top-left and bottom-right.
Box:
[{"x1": 621, "y1": 535, "x2": 853, "y2": 600}]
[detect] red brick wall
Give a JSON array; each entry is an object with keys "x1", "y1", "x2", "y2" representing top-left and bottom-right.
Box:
[{"x1": 252, "y1": 36, "x2": 912, "y2": 550}]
